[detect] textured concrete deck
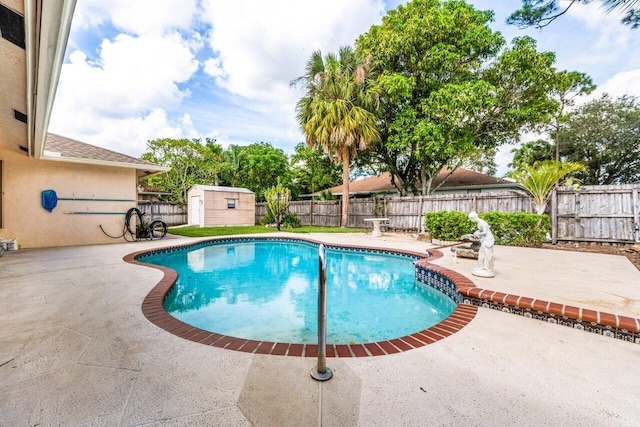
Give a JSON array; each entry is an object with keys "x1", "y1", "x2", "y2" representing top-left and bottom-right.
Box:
[{"x1": 1, "y1": 232, "x2": 639, "y2": 426}]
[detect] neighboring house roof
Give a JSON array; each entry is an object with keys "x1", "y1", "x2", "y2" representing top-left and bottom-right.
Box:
[
  {"x1": 322, "y1": 169, "x2": 520, "y2": 196},
  {"x1": 43, "y1": 133, "x2": 169, "y2": 177},
  {"x1": 190, "y1": 184, "x2": 255, "y2": 194}
]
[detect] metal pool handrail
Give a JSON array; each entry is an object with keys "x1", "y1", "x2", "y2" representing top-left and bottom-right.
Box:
[{"x1": 311, "y1": 244, "x2": 332, "y2": 381}]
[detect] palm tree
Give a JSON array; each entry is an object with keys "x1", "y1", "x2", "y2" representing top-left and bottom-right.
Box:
[
  {"x1": 509, "y1": 160, "x2": 585, "y2": 214},
  {"x1": 294, "y1": 46, "x2": 380, "y2": 227}
]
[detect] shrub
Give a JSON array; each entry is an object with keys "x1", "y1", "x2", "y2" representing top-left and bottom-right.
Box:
[
  {"x1": 260, "y1": 212, "x2": 276, "y2": 226},
  {"x1": 481, "y1": 212, "x2": 550, "y2": 247},
  {"x1": 282, "y1": 212, "x2": 301, "y2": 228},
  {"x1": 423, "y1": 211, "x2": 474, "y2": 241},
  {"x1": 424, "y1": 211, "x2": 550, "y2": 247}
]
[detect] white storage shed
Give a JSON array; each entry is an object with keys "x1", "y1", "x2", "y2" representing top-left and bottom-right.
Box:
[{"x1": 187, "y1": 185, "x2": 255, "y2": 227}]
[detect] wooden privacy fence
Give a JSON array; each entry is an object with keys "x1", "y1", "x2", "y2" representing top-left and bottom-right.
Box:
[
  {"x1": 256, "y1": 191, "x2": 535, "y2": 231},
  {"x1": 137, "y1": 201, "x2": 187, "y2": 226},
  {"x1": 551, "y1": 184, "x2": 640, "y2": 244},
  {"x1": 257, "y1": 185, "x2": 640, "y2": 245}
]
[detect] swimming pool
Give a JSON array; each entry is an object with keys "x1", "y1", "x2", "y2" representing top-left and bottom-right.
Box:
[{"x1": 139, "y1": 238, "x2": 458, "y2": 345}]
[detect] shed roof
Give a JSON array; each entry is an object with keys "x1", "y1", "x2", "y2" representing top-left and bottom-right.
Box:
[{"x1": 191, "y1": 185, "x2": 254, "y2": 194}]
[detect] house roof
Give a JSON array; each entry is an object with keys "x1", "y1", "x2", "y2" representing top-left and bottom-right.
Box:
[
  {"x1": 191, "y1": 185, "x2": 254, "y2": 194},
  {"x1": 43, "y1": 133, "x2": 169, "y2": 177},
  {"x1": 324, "y1": 169, "x2": 517, "y2": 195}
]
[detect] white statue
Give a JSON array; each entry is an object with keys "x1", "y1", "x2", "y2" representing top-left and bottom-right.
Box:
[{"x1": 468, "y1": 211, "x2": 495, "y2": 278}]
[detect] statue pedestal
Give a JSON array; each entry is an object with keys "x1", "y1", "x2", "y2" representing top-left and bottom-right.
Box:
[{"x1": 472, "y1": 268, "x2": 495, "y2": 278}]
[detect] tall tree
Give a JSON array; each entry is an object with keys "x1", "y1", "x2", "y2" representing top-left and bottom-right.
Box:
[
  {"x1": 219, "y1": 144, "x2": 244, "y2": 187},
  {"x1": 560, "y1": 94, "x2": 640, "y2": 184},
  {"x1": 290, "y1": 142, "x2": 342, "y2": 197},
  {"x1": 357, "y1": 0, "x2": 561, "y2": 195},
  {"x1": 548, "y1": 71, "x2": 596, "y2": 161},
  {"x1": 509, "y1": 139, "x2": 555, "y2": 169},
  {"x1": 141, "y1": 137, "x2": 223, "y2": 204},
  {"x1": 294, "y1": 46, "x2": 380, "y2": 227},
  {"x1": 508, "y1": 0, "x2": 640, "y2": 29},
  {"x1": 233, "y1": 142, "x2": 292, "y2": 200}
]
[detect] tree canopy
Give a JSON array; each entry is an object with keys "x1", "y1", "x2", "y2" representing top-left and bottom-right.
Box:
[
  {"x1": 356, "y1": 0, "x2": 563, "y2": 195},
  {"x1": 141, "y1": 139, "x2": 292, "y2": 203},
  {"x1": 509, "y1": 139, "x2": 555, "y2": 169},
  {"x1": 289, "y1": 142, "x2": 342, "y2": 197},
  {"x1": 560, "y1": 94, "x2": 640, "y2": 185},
  {"x1": 141, "y1": 137, "x2": 223, "y2": 204},
  {"x1": 228, "y1": 142, "x2": 292, "y2": 200},
  {"x1": 508, "y1": 0, "x2": 640, "y2": 29}
]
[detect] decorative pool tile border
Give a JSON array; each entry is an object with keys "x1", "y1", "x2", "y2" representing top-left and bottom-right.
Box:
[
  {"x1": 125, "y1": 236, "x2": 477, "y2": 357},
  {"x1": 458, "y1": 287, "x2": 640, "y2": 345}
]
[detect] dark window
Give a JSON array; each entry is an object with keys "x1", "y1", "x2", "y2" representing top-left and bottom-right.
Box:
[
  {"x1": 0, "y1": 4, "x2": 25, "y2": 49},
  {"x1": 13, "y1": 110, "x2": 27, "y2": 124},
  {"x1": 227, "y1": 198, "x2": 235, "y2": 209}
]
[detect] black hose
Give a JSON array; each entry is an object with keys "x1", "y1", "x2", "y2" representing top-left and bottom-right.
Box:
[{"x1": 100, "y1": 208, "x2": 144, "y2": 242}]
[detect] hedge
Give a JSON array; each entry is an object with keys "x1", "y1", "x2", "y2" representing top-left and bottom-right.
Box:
[{"x1": 423, "y1": 211, "x2": 550, "y2": 247}]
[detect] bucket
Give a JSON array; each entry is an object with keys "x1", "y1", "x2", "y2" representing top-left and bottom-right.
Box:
[{"x1": 7, "y1": 239, "x2": 18, "y2": 251}]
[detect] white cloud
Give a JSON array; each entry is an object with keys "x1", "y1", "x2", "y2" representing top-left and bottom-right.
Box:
[
  {"x1": 49, "y1": 108, "x2": 198, "y2": 156},
  {"x1": 591, "y1": 69, "x2": 640, "y2": 99},
  {"x1": 565, "y1": 2, "x2": 638, "y2": 65},
  {"x1": 72, "y1": 0, "x2": 199, "y2": 35},
  {"x1": 201, "y1": 0, "x2": 385, "y2": 103},
  {"x1": 49, "y1": 31, "x2": 200, "y2": 155},
  {"x1": 54, "y1": 34, "x2": 198, "y2": 117}
]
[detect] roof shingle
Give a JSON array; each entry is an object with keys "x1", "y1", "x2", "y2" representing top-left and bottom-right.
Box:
[
  {"x1": 324, "y1": 169, "x2": 513, "y2": 195},
  {"x1": 44, "y1": 133, "x2": 161, "y2": 168}
]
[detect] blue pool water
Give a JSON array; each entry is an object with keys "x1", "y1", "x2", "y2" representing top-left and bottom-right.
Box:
[{"x1": 142, "y1": 240, "x2": 457, "y2": 344}]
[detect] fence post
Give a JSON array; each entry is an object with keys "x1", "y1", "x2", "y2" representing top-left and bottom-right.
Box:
[
  {"x1": 551, "y1": 188, "x2": 558, "y2": 244},
  {"x1": 633, "y1": 186, "x2": 640, "y2": 243}
]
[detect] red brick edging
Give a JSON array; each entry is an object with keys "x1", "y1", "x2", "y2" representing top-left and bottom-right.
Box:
[{"x1": 124, "y1": 236, "x2": 477, "y2": 357}]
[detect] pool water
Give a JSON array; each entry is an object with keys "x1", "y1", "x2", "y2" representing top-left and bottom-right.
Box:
[{"x1": 143, "y1": 240, "x2": 457, "y2": 344}]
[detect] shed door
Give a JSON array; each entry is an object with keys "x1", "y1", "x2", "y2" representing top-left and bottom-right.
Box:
[{"x1": 191, "y1": 196, "x2": 201, "y2": 226}]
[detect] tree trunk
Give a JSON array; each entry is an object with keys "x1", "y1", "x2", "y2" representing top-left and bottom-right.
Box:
[
  {"x1": 420, "y1": 168, "x2": 433, "y2": 196},
  {"x1": 340, "y1": 152, "x2": 350, "y2": 228}
]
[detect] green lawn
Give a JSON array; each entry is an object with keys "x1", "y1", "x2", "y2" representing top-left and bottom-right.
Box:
[{"x1": 168, "y1": 225, "x2": 368, "y2": 238}]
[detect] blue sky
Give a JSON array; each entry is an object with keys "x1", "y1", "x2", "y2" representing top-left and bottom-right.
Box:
[{"x1": 48, "y1": 0, "x2": 640, "y2": 176}]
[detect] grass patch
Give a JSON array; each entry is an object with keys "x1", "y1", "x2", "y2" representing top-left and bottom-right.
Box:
[{"x1": 168, "y1": 225, "x2": 368, "y2": 238}]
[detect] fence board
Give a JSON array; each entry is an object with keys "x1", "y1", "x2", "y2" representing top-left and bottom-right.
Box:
[
  {"x1": 137, "y1": 201, "x2": 187, "y2": 226},
  {"x1": 552, "y1": 184, "x2": 640, "y2": 244},
  {"x1": 254, "y1": 184, "x2": 640, "y2": 245},
  {"x1": 256, "y1": 191, "x2": 534, "y2": 231}
]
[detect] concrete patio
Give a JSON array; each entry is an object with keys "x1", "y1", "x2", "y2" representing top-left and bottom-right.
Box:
[{"x1": 1, "y1": 233, "x2": 639, "y2": 426}]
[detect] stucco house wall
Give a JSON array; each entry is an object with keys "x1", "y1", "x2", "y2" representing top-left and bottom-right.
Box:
[
  {"x1": 0, "y1": 148, "x2": 137, "y2": 248},
  {"x1": 188, "y1": 185, "x2": 255, "y2": 227}
]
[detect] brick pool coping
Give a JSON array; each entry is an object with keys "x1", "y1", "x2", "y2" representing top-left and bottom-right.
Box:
[{"x1": 125, "y1": 236, "x2": 640, "y2": 355}]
